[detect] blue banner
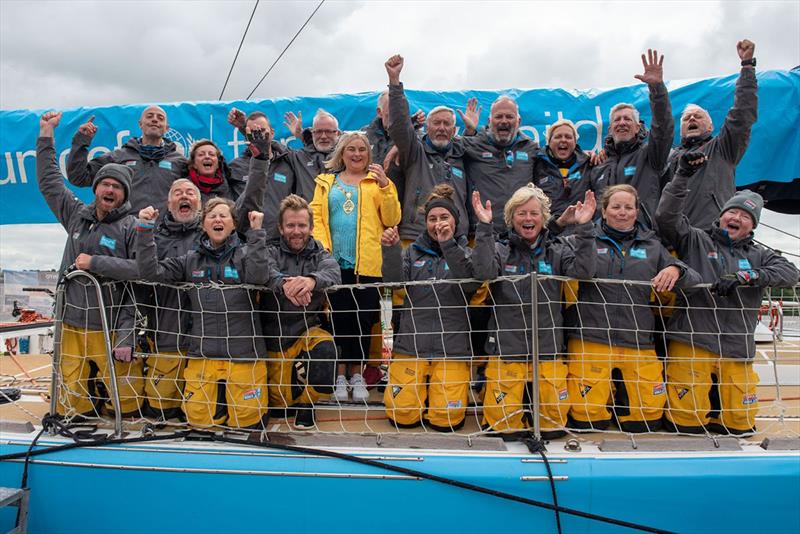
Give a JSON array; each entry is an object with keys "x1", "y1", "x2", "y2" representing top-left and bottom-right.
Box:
[{"x1": 1, "y1": 69, "x2": 798, "y2": 225}]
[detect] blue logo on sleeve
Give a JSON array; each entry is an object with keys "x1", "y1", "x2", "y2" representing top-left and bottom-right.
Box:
[
  {"x1": 537, "y1": 260, "x2": 553, "y2": 274},
  {"x1": 158, "y1": 160, "x2": 172, "y2": 170},
  {"x1": 224, "y1": 266, "x2": 239, "y2": 279},
  {"x1": 99, "y1": 235, "x2": 116, "y2": 251},
  {"x1": 623, "y1": 166, "x2": 636, "y2": 177},
  {"x1": 516, "y1": 151, "x2": 529, "y2": 161},
  {"x1": 738, "y1": 258, "x2": 752, "y2": 270},
  {"x1": 273, "y1": 173, "x2": 287, "y2": 183},
  {"x1": 629, "y1": 248, "x2": 647, "y2": 259},
  {"x1": 451, "y1": 167, "x2": 464, "y2": 179}
]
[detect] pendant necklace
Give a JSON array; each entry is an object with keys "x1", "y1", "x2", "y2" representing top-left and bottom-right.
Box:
[{"x1": 335, "y1": 177, "x2": 356, "y2": 215}]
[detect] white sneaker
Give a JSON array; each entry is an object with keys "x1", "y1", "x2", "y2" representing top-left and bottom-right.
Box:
[
  {"x1": 334, "y1": 375, "x2": 349, "y2": 402},
  {"x1": 350, "y1": 373, "x2": 370, "y2": 403}
]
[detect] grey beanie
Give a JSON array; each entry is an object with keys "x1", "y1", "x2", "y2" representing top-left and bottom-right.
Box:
[
  {"x1": 721, "y1": 190, "x2": 763, "y2": 227},
  {"x1": 93, "y1": 163, "x2": 133, "y2": 202}
]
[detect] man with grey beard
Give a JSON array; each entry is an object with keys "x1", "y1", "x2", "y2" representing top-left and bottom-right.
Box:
[
  {"x1": 461, "y1": 94, "x2": 540, "y2": 235},
  {"x1": 384, "y1": 54, "x2": 480, "y2": 242},
  {"x1": 282, "y1": 108, "x2": 342, "y2": 201}
]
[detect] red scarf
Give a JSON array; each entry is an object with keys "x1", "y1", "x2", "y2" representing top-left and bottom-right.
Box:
[{"x1": 188, "y1": 167, "x2": 225, "y2": 194}]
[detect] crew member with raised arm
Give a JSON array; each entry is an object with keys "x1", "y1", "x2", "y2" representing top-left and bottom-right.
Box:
[
  {"x1": 136, "y1": 200, "x2": 270, "y2": 429},
  {"x1": 280, "y1": 109, "x2": 342, "y2": 201},
  {"x1": 67, "y1": 105, "x2": 187, "y2": 218},
  {"x1": 462, "y1": 96, "x2": 539, "y2": 235},
  {"x1": 473, "y1": 185, "x2": 597, "y2": 437},
  {"x1": 565, "y1": 184, "x2": 701, "y2": 433},
  {"x1": 591, "y1": 49, "x2": 674, "y2": 228},
  {"x1": 384, "y1": 54, "x2": 479, "y2": 243},
  {"x1": 666, "y1": 40, "x2": 758, "y2": 229},
  {"x1": 263, "y1": 194, "x2": 341, "y2": 430},
  {"x1": 381, "y1": 184, "x2": 480, "y2": 431},
  {"x1": 656, "y1": 152, "x2": 800, "y2": 435},
  {"x1": 37, "y1": 111, "x2": 143, "y2": 419},
  {"x1": 227, "y1": 109, "x2": 297, "y2": 240}
]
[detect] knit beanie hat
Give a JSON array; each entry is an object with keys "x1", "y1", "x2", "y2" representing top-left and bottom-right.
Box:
[
  {"x1": 545, "y1": 118, "x2": 579, "y2": 145},
  {"x1": 721, "y1": 190, "x2": 763, "y2": 228},
  {"x1": 93, "y1": 163, "x2": 133, "y2": 202},
  {"x1": 424, "y1": 197, "x2": 460, "y2": 229}
]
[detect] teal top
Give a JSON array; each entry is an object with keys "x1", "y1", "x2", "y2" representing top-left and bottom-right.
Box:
[{"x1": 329, "y1": 175, "x2": 358, "y2": 269}]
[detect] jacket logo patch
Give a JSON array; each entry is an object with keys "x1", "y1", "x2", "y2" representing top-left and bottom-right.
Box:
[
  {"x1": 558, "y1": 388, "x2": 568, "y2": 401},
  {"x1": 391, "y1": 385, "x2": 402, "y2": 398},
  {"x1": 243, "y1": 388, "x2": 261, "y2": 400},
  {"x1": 99, "y1": 235, "x2": 116, "y2": 251},
  {"x1": 539, "y1": 176, "x2": 551, "y2": 184},
  {"x1": 738, "y1": 258, "x2": 752, "y2": 270},
  {"x1": 273, "y1": 173, "x2": 287, "y2": 183},
  {"x1": 451, "y1": 167, "x2": 464, "y2": 179},
  {"x1": 677, "y1": 388, "x2": 689, "y2": 400},
  {"x1": 597, "y1": 247, "x2": 608, "y2": 255},
  {"x1": 224, "y1": 266, "x2": 239, "y2": 279},
  {"x1": 481, "y1": 152, "x2": 493, "y2": 159},
  {"x1": 653, "y1": 383, "x2": 665, "y2": 395},
  {"x1": 707, "y1": 251, "x2": 718, "y2": 260},
  {"x1": 306, "y1": 161, "x2": 315, "y2": 166},
  {"x1": 72, "y1": 232, "x2": 81, "y2": 240},
  {"x1": 494, "y1": 390, "x2": 506, "y2": 404},
  {"x1": 515, "y1": 151, "x2": 529, "y2": 161},
  {"x1": 158, "y1": 160, "x2": 172, "y2": 170},
  {"x1": 629, "y1": 248, "x2": 647, "y2": 259},
  {"x1": 504, "y1": 264, "x2": 518, "y2": 273},
  {"x1": 742, "y1": 393, "x2": 758, "y2": 405},
  {"x1": 191, "y1": 269, "x2": 206, "y2": 278},
  {"x1": 537, "y1": 260, "x2": 552, "y2": 274},
  {"x1": 580, "y1": 384, "x2": 592, "y2": 397},
  {"x1": 447, "y1": 400, "x2": 463, "y2": 408},
  {"x1": 124, "y1": 160, "x2": 137, "y2": 166},
  {"x1": 443, "y1": 261, "x2": 449, "y2": 271},
  {"x1": 404, "y1": 367, "x2": 415, "y2": 377},
  {"x1": 623, "y1": 165, "x2": 636, "y2": 176},
  {"x1": 568, "y1": 171, "x2": 582, "y2": 181},
  {"x1": 743, "y1": 199, "x2": 758, "y2": 210},
  {"x1": 413, "y1": 260, "x2": 426, "y2": 268}
]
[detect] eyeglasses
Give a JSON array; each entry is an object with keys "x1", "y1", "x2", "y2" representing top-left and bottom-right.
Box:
[{"x1": 312, "y1": 129, "x2": 339, "y2": 136}]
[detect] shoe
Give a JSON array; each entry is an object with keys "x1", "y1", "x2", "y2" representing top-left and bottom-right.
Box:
[
  {"x1": 351, "y1": 373, "x2": 370, "y2": 403},
  {"x1": 334, "y1": 375, "x2": 349, "y2": 402},
  {"x1": 293, "y1": 405, "x2": 315, "y2": 430}
]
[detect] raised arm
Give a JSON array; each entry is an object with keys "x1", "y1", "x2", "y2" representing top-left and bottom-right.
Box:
[
  {"x1": 385, "y1": 54, "x2": 421, "y2": 169},
  {"x1": 717, "y1": 40, "x2": 758, "y2": 164},
  {"x1": 243, "y1": 211, "x2": 269, "y2": 286},
  {"x1": 67, "y1": 116, "x2": 115, "y2": 187},
  {"x1": 636, "y1": 49, "x2": 674, "y2": 175},
  {"x1": 655, "y1": 151, "x2": 706, "y2": 251},
  {"x1": 37, "y1": 112, "x2": 83, "y2": 228},
  {"x1": 471, "y1": 191, "x2": 501, "y2": 280},
  {"x1": 370, "y1": 164, "x2": 402, "y2": 227},
  {"x1": 136, "y1": 206, "x2": 187, "y2": 282},
  {"x1": 234, "y1": 127, "x2": 271, "y2": 232},
  {"x1": 380, "y1": 226, "x2": 405, "y2": 283}
]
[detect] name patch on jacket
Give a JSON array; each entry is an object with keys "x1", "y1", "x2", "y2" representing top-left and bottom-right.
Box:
[
  {"x1": 515, "y1": 151, "x2": 529, "y2": 161},
  {"x1": 451, "y1": 167, "x2": 464, "y2": 179},
  {"x1": 224, "y1": 266, "x2": 239, "y2": 279},
  {"x1": 504, "y1": 264, "x2": 518, "y2": 273},
  {"x1": 629, "y1": 248, "x2": 647, "y2": 259},
  {"x1": 707, "y1": 251, "x2": 719, "y2": 260},
  {"x1": 273, "y1": 173, "x2": 287, "y2": 183},
  {"x1": 623, "y1": 166, "x2": 636, "y2": 176},
  {"x1": 158, "y1": 161, "x2": 172, "y2": 170},
  {"x1": 124, "y1": 160, "x2": 137, "y2": 167},
  {"x1": 99, "y1": 235, "x2": 116, "y2": 251},
  {"x1": 243, "y1": 388, "x2": 261, "y2": 401},
  {"x1": 568, "y1": 171, "x2": 582, "y2": 181},
  {"x1": 537, "y1": 260, "x2": 552, "y2": 274},
  {"x1": 597, "y1": 247, "x2": 608, "y2": 255},
  {"x1": 481, "y1": 152, "x2": 493, "y2": 159},
  {"x1": 191, "y1": 269, "x2": 206, "y2": 279},
  {"x1": 738, "y1": 258, "x2": 752, "y2": 270}
]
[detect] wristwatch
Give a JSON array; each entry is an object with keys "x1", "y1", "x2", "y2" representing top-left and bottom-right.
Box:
[{"x1": 741, "y1": 57, "x2": 756, "y2": 67}]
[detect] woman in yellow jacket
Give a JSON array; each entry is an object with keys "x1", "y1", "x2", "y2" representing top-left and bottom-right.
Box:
[{"x1": 311, "y1": 131, "x2": 401, "y2": 403}]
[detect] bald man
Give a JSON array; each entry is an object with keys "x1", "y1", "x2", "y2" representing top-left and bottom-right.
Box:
[{"x1": 67, "y1": 105, "x2": 188, "y2": 218}]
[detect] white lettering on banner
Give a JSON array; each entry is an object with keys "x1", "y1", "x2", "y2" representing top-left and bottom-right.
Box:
[
  {"x1": 88, "y1": 146, "x2": 111, "y2": 160},
  {"x1": 573, "y1": 106, "x2": 605, "y2": 152},
  {"x1": 116, "y1": 130, "x2": 131, "y2": 150},
  {"x1": 0, "y1": 153, "x2": 14, "y2": 185},
  {"x1": 57, "y1": 149, "x2": 70, "y2": 176},
  {"x1": 228, "y1": 128, "x2": 248, "y2": 160},
  {"x1": 15, "y1": 150, "x2": 36, "y2": 183}
]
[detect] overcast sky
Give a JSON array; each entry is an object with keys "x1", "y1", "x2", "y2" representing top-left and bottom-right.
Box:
[{"x1": 1, "y1": 0, "x2": 799, "y2": 269}]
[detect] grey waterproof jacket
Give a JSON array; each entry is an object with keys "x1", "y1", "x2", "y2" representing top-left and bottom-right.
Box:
[
  {"x1": 262, "y1": 237, "x2": 341, "y2": 351},
  {"x1": 383, "y1": 233, "x2": 480, "y2": 359},
  {"x1": 533, "y1": 147, "x2": 594, "y2": 219},
  {"x1": 656, "y1": 171, "x2": 800, "y2": 359},
  {"x1": 474, "y1": 221, "x2": 596, "y2": 360},
  {"x1": 665, "y1": 67, "x2": 758, "y2": 229},
  {"x1": 590, "y1": 82, "x2": 674, "y2": 228},
  {"x1": 462, "y1": 129, "x2": 540, "y2": 234},
  {"x1": 38, "y1": 137, "x2": 136, "y2": 347},
  {"x1": 570, "y1": 222, "x2": 701, "y2": 349},
  {"x1": 68, "y1": 132, "x2": 187, "y2": 218},
  {"x1": 137, "y1": 227, "x2": 269, "y2": 360},
  {"x1": 387, "y1": 83, "x2": 470, "y2": 240}
]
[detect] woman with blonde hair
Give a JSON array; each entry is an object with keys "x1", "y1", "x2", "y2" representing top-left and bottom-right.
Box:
[
  {"x1": 310, "y1": 131, "x2": 401, "y2": 402},
  {"x1": 473, "y1": 183, "x2": 596, "y2": 437}
]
